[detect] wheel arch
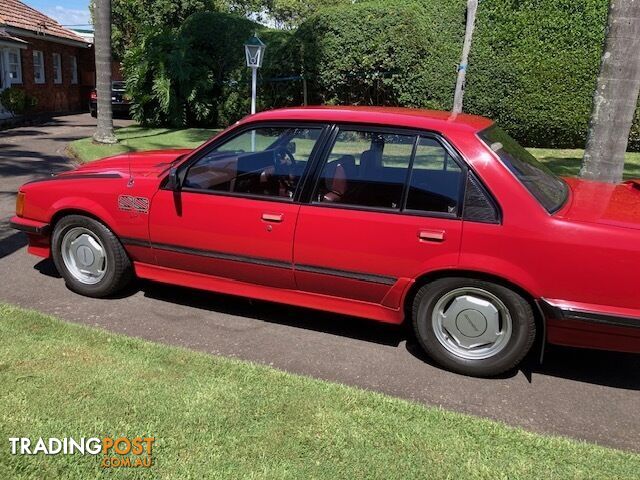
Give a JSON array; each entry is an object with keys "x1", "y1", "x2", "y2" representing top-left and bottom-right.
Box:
[
  {"x1": 403, "y1": 268, "x2": 546, "y2": 361},
  {"x1": 50, "y1": 208, "x2": 116, "y2": 234}
]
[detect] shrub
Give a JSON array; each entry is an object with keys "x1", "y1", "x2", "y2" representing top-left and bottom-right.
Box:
[
  {"x1": 124, "y1": 12, "x2": 258, "y2": 127},
  {"x1": 0, "y1": 87, "x2": 37, "y2": 116}
]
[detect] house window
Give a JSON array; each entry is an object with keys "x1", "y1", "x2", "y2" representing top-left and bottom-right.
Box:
[
  {"x1": 52, "y1": 53, "x2": 62, "y2": 84},
  {"x1": 33, "y1": 50, "x2": 45, "y2": 84},
  {"x1": 7, "y1": 48, "x2": 22, "y2": 84},
  {"x1": 70, "y1": 55, "x2": 78, "y2": 84}
]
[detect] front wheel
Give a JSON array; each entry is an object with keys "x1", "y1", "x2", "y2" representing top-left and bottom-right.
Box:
[
  {"x1": 412, "y1": 277, "x2": 536, "y2": 377},
  {"x1": 51, "y1": 215, "x2": 133, "y2": 297}
]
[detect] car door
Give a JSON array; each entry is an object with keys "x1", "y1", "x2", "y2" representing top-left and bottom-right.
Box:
[
  {"x1": 149, "y1": 123, "x2": 326, "y2": 289},
  {"x1": 293, "y1": 127, "x2": 465, "y2": 306}
]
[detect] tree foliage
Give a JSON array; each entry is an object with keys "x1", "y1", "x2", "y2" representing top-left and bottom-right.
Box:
[
  {"x1": 111, "y1": 0, "x2": 233, "y2": 59},
  {"x1": 264, "y1": 0, "x2": 354, "y2": 28},
  {"x1": 124, "y1": 12, "x2": 257, "y2": 126}
]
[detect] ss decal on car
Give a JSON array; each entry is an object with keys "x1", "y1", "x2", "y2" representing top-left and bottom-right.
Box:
[{"x1": 118, "y1": 195, "x2": 150, "y2": 214}]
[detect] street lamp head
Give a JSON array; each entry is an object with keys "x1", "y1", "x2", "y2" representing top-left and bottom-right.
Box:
[{"x1": 244, "y1": 33, "x2": 266, "y2": 68}]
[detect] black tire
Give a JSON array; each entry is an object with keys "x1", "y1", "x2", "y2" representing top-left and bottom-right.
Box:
[
  {"x1": 412, "y1": 277, "x2": 536, "y2": 377},
  {"x1": 51, "y1": 215, "x2": 133, "y2": 297}
]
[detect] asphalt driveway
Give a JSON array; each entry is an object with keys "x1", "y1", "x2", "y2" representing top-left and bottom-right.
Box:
[{"x1": 1, "y1": 113, "x2": 639, "y2": 452}]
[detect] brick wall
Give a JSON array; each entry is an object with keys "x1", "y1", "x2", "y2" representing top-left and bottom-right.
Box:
[{"x1": 13, "y1": 35, "x2": 94, "y2": 113}]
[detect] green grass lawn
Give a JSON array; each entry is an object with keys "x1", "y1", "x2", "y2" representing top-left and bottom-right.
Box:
[
  {"x1": 67, "y1": 126, "x2": 220, "y2": 163},
  {"x1": 1, "y1": 304, "x2": 638, "y2": 479},
  {"x1": 68, "y1": 126, "x2": 640, "y2": 179},
  {"x1": 530, "y1": 147, "x2": 640, "y2": 179}
]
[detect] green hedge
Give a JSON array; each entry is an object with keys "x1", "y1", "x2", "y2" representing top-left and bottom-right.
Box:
[
  {"x1": 123, "y1": 0, "x2": 640, "y2": 150},
  {"x1": 295, "y1": 0, "x2": 639, "y2": 150},
  {"x1": 464, "y1": 0, "x2": 610, "y2": 149},
  {"x1": 295, "y1": 0, "x2": 465, "y2": 109}
]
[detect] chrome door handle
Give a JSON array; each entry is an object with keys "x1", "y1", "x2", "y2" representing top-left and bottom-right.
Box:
[
  {"x1": 262, "y1": 213, "x2": 283, "y2": 223},
  {"x1": 418, "y1": 229, "x2": 446, "y2": 242}
]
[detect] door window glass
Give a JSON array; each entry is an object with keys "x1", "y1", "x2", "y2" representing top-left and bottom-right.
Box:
[
  {"x1": 406, "y1": 137, "x2": 463, "y2": 214},
  {"x1": 184, "y1": 126, "x2": 322, "y2": 200},
  {"x1": 313, "y1": 129, "x2": 416, "y2": 210}
]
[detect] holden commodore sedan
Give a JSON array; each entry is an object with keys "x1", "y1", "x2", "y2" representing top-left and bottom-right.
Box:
[{"x1": 11, "y1": 107, "x2": 640, "y2": 376}]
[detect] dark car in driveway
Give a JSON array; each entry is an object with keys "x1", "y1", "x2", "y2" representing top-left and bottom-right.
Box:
[{"x1": 89, "y1": 81, "x2": 130, "y2": 117}]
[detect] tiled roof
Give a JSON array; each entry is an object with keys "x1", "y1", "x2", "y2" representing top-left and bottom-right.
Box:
[{"x1": 0, "y1": 0, "x2": 89, "y2": 44}]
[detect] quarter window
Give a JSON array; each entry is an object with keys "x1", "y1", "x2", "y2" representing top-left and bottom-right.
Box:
[
  {"x1": 52, "y1": 53, "x2": 62, "y2": 84},
  {"x1": 33, "y1": 50, "x2": 45, "y2": 84},
  {"x1": 184, "y1": 126, "x2": 323, "y2": 200},
  {"x1": 313, "y1": 129, "x2": 416, "y2": 210}
]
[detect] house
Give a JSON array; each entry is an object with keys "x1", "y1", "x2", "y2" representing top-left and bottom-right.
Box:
[{"x1": 0, "y1": 0, "x2": 94, "y2": 119}]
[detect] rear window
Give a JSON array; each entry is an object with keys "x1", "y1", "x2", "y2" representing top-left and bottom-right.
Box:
[{"x1": 479, "y1": 125, "x2": 568, "y2": 213}]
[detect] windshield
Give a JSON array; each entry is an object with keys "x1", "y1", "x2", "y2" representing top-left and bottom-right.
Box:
[{"x1": 479, "y1": 125, "x2": 568, "y2": 213}]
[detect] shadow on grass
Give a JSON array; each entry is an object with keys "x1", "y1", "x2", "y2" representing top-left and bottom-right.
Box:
[
  {"x1": 137, "y1": 281, "x2": 640, "y2": 390},
  {"x1": 113, "y1": 126, "x2": 218, "y2": 143},
  {"x1": 540, "y1": 155, "x2": 640, "y2": 179},
  {"x1": 34, "y1": 258, "x2": 640, "y2": 391}
]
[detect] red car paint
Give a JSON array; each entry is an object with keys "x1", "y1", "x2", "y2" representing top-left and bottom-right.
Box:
[{"x1": 10, "y1": 106, "x2": 640, "y2": 354}]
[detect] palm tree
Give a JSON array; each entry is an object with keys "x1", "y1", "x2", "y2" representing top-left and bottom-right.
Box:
[
  {"x1": 580, "y1": 0, "x2": 640, "y2": 183},
  {"x1": 93, "y1": 0, "x2": 117, "y2": 144}
]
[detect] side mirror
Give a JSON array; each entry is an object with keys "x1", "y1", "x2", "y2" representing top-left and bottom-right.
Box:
[{"x1": 166, "y1": 167, "x2": 181, "y2": 191}]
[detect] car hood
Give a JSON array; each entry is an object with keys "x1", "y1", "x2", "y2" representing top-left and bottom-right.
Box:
[
  {"x1": 557, "y1": 177, "x2": 640, "y2": 230},
  {"x1": 68, "y1": 149, "x2": 192, "y2": 178}
]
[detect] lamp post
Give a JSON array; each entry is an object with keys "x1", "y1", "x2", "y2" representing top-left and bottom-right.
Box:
[
  {"x1": 244, "y1": 34, "x2": 266, "y2": 116},
  {"x1": 244, "y1": 34, "x2": 266, "y2": 152}
]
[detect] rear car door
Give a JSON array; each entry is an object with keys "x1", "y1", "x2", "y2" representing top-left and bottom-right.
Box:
[
  {"x1": 293, "y1": 126, "x2": 465, "y2": 306},
  {"x1": 148, "y1": 123, "x2": 326, "y2": 289}
]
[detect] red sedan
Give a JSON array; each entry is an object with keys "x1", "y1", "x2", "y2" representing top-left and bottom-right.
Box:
[{"x1": 10, "y1": 107, "x2": 640, "y2": 376}]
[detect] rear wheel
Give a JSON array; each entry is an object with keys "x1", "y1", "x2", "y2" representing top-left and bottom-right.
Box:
[
  {"x1": 51, "y1": 215, "x2": 133, "y2": 297},
  {"x1": 412, "y1": 277, "x2": 536, "y2": 377}
]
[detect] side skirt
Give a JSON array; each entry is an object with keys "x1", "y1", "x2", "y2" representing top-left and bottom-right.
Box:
[
  {"x1": 133, "y1": 262, "x2": 404, "y2": 325},
  {"x1": 540, "y1": 298, "x2": 640, "y2": 354}
]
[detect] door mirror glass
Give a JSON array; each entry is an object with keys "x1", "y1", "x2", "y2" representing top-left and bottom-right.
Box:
[{"x1": 166, "y1": 167, "x2": 180, "y2": 191}]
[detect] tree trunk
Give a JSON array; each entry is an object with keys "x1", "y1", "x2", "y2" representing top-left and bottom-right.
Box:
[
  {"x1": 452, "y1": 0, "x2": 478, "y2": 114},
  {"x1": 580, "y1": 0, "x2": 640, "y2": 183},
  {"x1": 93, "y1": 0, "x2": 117, "y2": 144}
]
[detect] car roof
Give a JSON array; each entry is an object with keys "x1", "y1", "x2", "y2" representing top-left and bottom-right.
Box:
[{"x1": 244, "y1": 106, "x2": 493, "y2": 133}]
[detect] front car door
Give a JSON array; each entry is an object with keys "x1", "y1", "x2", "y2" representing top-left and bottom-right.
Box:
[
  {"x1": 149, "y1": 123, "x2": 326, "y2": 289},
  {"x1": 293, "y1": 126, "x2": 466, "y2": 307}
]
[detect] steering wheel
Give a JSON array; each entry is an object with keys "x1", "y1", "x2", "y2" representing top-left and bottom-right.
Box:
[{"x1": 274, "y1": 147, "x2": 296, "y2": 170}]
